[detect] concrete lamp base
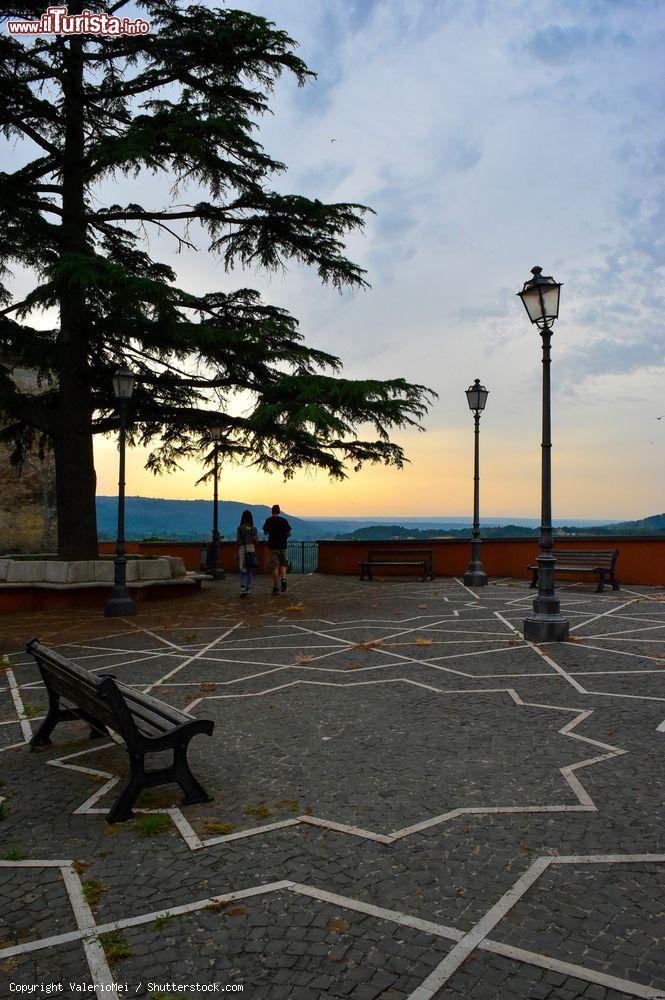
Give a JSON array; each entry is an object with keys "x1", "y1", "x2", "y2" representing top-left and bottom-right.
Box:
[
  {"x1": 523, "y1": 613, "x2": 569, "y2": 643},
  {"x1": 463, "y1": 571, "x2": 488, "y2": 587}
]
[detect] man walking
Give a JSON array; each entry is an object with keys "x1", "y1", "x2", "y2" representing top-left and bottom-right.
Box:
[{"x1": 263, "y1": 504, "x2": 292, "y2": 595}]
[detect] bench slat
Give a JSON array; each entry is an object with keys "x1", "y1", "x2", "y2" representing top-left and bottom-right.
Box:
[{"x1": 527, "y1": 548, "x2": 619, "y2": 593}]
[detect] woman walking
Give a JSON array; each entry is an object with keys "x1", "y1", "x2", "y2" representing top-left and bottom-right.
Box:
[{"x1": 237, "y1": 510, "x2": 259, "y2": 598}]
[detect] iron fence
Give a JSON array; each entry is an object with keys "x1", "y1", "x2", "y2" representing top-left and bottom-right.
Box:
[{"x1": 287, "y1": 540, "x2": 318, "y2": 574}]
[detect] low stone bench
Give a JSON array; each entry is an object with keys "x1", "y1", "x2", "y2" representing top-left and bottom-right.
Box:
[{"x1": 0, "y1": 555, "x2": 187, "y2": 584}]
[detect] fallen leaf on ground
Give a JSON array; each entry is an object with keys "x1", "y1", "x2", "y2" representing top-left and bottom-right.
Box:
[{"x1": 327, "y1": 916, "x2": 349, "y2": 934}]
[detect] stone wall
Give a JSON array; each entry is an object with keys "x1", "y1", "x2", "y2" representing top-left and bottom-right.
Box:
[{"x1": 0, "y1": 365, "x2": 57, "y2": 554}]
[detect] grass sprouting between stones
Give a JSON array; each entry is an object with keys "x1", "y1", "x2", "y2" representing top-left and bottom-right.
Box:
[
  {"x1": 244, "y1": 804, "x2": 272, "y2": 820},
  {"x1": 135, "y1": 814, "x2": 170, "y2": 837},
  {"x1": 203, "y1": 820, "x2": 236, "y2": 835},
  {"x1": 99, "y1": 931, "x2": 131, "y2": 962},
  {"x1": 82, "y1": 879, "x2": 108, "y2": 906},
  {"x1": 3, "y1": 849, "x2": 22, "y2": 860},
  {"x1": 22, "y1": 704, "x2": 45, "y2": 718}
]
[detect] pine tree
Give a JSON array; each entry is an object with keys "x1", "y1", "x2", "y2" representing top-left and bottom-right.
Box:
[{"x1": 0, "y1": 2, "x2": 432, "y2": 558}]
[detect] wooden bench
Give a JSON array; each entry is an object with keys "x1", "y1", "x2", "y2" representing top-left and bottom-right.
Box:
[
  {"x1": 26, "y1": 638, "x2": 214, "y2": 824},
  {"x1": 528, "y1": 549, "x2": 620, "y2": 593},
  {"x1": 359, "y1": 549, "x2": 434, "y2": 581}
]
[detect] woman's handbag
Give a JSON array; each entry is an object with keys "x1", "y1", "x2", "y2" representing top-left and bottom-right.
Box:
[{"x1": 241, "y1": 527, "x2": 258, "y2": 569}]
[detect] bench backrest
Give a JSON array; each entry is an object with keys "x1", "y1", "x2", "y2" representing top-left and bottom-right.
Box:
[
  {"x1": 26, "y1": 638, "x2": 139, "y2": 741},
  {"x1": 367, "y1": 549, "x2": 433, "y2": 561},
  {"x1": 554, "y1": 549, "x2": 618, "y2": 568}
]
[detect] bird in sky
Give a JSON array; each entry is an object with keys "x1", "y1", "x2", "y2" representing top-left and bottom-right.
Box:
[{"x1": 330, "y1": 138, "x2": 337, "y2": 143}]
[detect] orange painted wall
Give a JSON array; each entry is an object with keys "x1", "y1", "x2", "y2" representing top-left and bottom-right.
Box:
[
  {"x1": 99, "y1": 539, "x2": 272, "y2": 573},
  {"x1": 316, "y1": 537, "x2": 665, "y2": 587},
  {"x1": 97, "y1": 536, "x2": 665, "y2": 585}
]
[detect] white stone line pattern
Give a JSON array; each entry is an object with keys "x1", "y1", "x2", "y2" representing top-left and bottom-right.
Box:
[
  {"x1": 6, "y1": 668, "x2": 32, "y2": 742},
  {"x1": 408, "y1": 852, "x2": 665, "y2": 999},
  {"x1": 0, "y1": 859, "x2": 114, "y2": 985},
  {"x1": 620, "y1": 588, "x2": 665, "y2": 602},
  {"x1": 493, "y1": 610, "x2": 588, "y2": 694},
  {"x1": 566, "y1": 641, "x2": 665, "y2": 664},
  {"x1": 40, "y1": 680, "x2": 627, "y2": 851},
  {"x1": 409, "y1": 857, "x2": 554, "y2": 999},
  {"x1": 453, "y1": 577, "x2": 481, "y2": 599},
  {"x1": 569, "y1": 597, "x2": 641, "y2": 633},
  {"x1": 141, "y1": 621, "x2": 244, "y2": 692},
  {"x1": 2, "y1": 856, "x2": 664, "y2": 998}
]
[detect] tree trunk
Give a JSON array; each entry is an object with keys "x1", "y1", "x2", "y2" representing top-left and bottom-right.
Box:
[
  {"x1": 54, "y1": 419, "x2": 98, "y2": 559},
  {"x1": 56, "y1": 29, "x2": 99, "y2": 559}
]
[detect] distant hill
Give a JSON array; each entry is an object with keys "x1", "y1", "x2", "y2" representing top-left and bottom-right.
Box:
[
  {"x1": 96, "y1": 497, "x2": 665, "y2": 542},
  {"x1": 96, "y1": 496, "x2": 319, "y2": 541},
  {"x1": 336, "y1": 524, "x2": 539, "y2": 541},
  {"x1": 592, "y1": 513, "x2": 665, "y2": 534},
  {"x1": 335, "y1": 514, "x2": 665, "y2": 541}
]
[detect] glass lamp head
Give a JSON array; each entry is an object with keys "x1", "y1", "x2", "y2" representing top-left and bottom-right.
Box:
[
  {"x1": 466, "y1": 379, "x2": 489, "y2": 412},
  {"x1": 111, "y1": 366, "x2": 135, "y2": 399},
  {"x1": 518, "y1": 266, "x2": 562, "y2": 328}
]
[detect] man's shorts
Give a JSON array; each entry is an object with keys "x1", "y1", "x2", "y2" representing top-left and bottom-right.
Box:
[{"x1": 269, "y1": 548, "x2": 289, "y2": 569}]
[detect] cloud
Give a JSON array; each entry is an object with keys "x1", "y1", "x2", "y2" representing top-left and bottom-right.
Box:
[
  {"x1": 527, "y1": 25, "x2": 593, "y2": 64},
  {"x1": 526, "y1": 23, "x2": 636, "y2": 66}
]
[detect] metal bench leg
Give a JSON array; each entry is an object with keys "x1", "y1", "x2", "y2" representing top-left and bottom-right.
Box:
[
  {"x1": 30, "y1": 690, "x2": 60, "y2": 747},
  {"x1": 107, "y1": 754, "x2": 146, "y2": 823},
  {"x1": 173, "y1": 743, "x2": 210, "y2": 805},
  {"x1": 611, "y1": 574, "x2": 620, "y2": 591},
  {"x1": 596, "y1": 571, "x2": 606, "y2": 594},
  {"x1": 529, "y1": 569, "x2": 538, "y2": 588}
]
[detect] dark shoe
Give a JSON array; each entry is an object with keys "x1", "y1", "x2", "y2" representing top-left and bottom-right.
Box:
[
  {"x1": 280, "y1": 578, "x2": 287, "y2": 592},
  {"x1": 240, "y1": 591, "x2": 248, "y2": 598},
  {"x1": 272, "y1": 587, "x2": 279, "y2": 596}
]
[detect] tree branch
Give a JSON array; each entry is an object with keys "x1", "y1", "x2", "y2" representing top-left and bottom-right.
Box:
[{"x1": 5, "y1": 115, "x2": 60, "y2": 157}]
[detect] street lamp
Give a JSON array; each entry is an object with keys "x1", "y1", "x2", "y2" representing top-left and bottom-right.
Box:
[
  {"x1": 207, "y1": 424, "x2": 225, "y2": 580},
  {"x1": 463, "y1": 379, "x2": 489, "y2": 588},
  {"x1": 517, "y1": 266, "x2": 569, "y2": 642},
  {"x1": 104, "y1": 366, "x2": 137, "y2": 618}
]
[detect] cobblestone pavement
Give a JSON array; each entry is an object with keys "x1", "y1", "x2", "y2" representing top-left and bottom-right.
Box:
[{"x1": 1, "y1": 575, "x2": 664, "y2": 999}]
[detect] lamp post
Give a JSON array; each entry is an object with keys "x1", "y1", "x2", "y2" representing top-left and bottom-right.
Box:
[
  {"x1": 104, "y1": 366, "x2": 137, "y2": 618},
  {"x1": 517, "y1": 266, "x2": 569, "y2": 642},
  {"x1": 463, "y1": 379, "x2": 489, "y2": 587},
  {"x1": 207, "y1": 424, "x2": 225, "y2": 580}
]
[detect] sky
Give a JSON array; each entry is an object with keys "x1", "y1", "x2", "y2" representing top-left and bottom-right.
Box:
[{"x1": 11, "y1": 0, "x2": 665, "y2": 518}]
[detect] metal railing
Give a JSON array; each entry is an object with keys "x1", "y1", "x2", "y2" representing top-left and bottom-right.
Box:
[{"x1": 287, "y1": 541, "x2": 318, "y2": 574}]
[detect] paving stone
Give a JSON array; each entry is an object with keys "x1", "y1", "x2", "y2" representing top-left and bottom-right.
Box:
[{"x1": 0, "y1": 576, "x2": 663, "y2": 998}]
